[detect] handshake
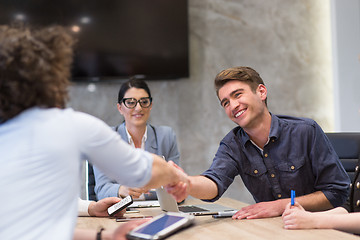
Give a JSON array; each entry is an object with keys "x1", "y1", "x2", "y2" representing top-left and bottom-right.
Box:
[
  {"x1": 164, "y1": 160, "x2": 190, "y2": 202},
  {"x1": 125, "y1": 154, "x2": 218, "y2": 204},
  {"x1": 134, "y1": 155, "x2": 191, "y2": 203}
]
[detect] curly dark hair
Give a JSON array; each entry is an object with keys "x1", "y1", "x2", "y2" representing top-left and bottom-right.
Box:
[{"x1": 0, "y1": 25, "x2": 75, "y2": 123}]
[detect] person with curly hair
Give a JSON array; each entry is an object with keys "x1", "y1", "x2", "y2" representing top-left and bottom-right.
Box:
[{"x1": 0, "y1": 25, "x2": 189, "y2": 240}]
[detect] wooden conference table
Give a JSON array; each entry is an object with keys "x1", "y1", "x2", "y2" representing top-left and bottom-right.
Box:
[{"x1": 77, "y1": 198, "x2": 360, "y2": 240}]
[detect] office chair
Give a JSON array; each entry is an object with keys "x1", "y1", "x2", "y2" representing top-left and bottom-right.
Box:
[
  {"x1": 87, "y1": 162, "x2": 97, "y2": 201},
  {"x1": 325, "y1": 132, "x2": 360, "y2": 182}
]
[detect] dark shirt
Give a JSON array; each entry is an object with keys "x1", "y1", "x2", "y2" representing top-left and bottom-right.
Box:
[{"x1": 202, "y1": 114, "x2": 350, "y2": 207}]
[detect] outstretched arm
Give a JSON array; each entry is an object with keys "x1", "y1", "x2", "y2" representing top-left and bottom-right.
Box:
[
  {"x1": 282, "y1": 202, "x2": 360, "y2": 234},
  {"x1": 188, "y1": 175, "x2": 218, "y2": 199},
  {"x1": 165, "y1": 161, "x2": 218, "y2": 202},
  {"x1": 143, "y1": 154, "x2": 189, "y2": 190}
]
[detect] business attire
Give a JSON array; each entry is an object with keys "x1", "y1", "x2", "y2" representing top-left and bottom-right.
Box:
[
  {"x1": 0, "y1": 107, "x2": 153, "y2": 240},
  {"x1": 202, "y1": 114, "x2": 350, "y2": 207},
  {"x1": 343, "y1": 159, "x2": 360, "y2": 212},
  {"x1": 94, "y1": 122, "x2": 180, "y2": 200}
]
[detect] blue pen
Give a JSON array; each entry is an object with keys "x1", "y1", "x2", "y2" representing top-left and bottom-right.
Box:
[{"x1": 291, "y1": 190, "x2": 295, "y2": 206}]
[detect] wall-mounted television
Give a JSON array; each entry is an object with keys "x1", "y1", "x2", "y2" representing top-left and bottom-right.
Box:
[{"x1": 0, "y1": 0, "x2": 189, "y2": 82}]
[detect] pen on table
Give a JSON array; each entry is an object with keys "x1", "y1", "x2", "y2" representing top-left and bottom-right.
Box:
[
  {"x1": 291, "y1": 190, "x2": 295, "y2": 206},
  {"x1": 212, "y1": 210, "x2": 238, "y2": 218}
]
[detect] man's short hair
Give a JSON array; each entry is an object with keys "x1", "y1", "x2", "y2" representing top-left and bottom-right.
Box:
[{"x1": 214, "y1": 66, "x2": 267, "y2": 105}]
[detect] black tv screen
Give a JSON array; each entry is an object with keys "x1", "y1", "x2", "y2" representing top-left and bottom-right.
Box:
[{"x1": 0, "y1": 0, "x2": 189, "y2": 81}]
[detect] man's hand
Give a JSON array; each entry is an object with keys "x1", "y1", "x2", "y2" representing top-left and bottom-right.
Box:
[
  {"x1": 166, "y1": 181, "x2": 188, "y2": 203},
  {"x1": 88, "y1": 197, "x2": 126, "y2": 217},
  {"x1": 165, "y1": 162, "x2": 219, "y2": 202},
  {"x1": 165, "y1": 161, "x2": 190, "y2": 202},
  {"x1": 232, "y1": 199, "x2": 287, "y2": 220}
]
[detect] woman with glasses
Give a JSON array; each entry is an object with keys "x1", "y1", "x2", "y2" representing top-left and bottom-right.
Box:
[{"x1": 93, "y1": 78, "x2": 180, "y2": 200}]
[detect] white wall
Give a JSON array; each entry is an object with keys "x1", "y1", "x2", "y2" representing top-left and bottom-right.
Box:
[{"x1": 331, "y1": 0, "x2": 360, "y2": 131}]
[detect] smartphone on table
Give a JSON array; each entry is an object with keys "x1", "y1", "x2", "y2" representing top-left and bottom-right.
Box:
[{"x1": 126, "y1": 212, "x2": 194, "y2": 240}]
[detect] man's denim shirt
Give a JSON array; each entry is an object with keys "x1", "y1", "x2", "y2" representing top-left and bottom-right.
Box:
[{"x1": 202, "y1": 114, "x2": 350, "y2": 207}]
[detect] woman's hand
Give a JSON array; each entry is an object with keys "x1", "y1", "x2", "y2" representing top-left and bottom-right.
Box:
[
  {"x1": 112, "y1": 219, "x2": 150, "y2": 240},
  {"x1": 88, "y1": 197, "x2": 126, "y2": 217},
  {"x1": 119, "y1": 185, "x2": 148, "y2": 199},
  {"x1": 282, "y1": 202, "x2": 316, "y2": 229}
]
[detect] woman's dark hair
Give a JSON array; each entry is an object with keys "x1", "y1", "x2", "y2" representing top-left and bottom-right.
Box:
[
  {"x1": 0, "y1": 25, "x2": 75, "y2": 122},
  {"x1": 118, "y1": 77, "x2": 152, "y2": 103}
]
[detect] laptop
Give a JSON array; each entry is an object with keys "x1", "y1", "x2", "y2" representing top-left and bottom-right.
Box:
[{"x1": 155, "y1": 187, "x2": 236, "y2": 216}]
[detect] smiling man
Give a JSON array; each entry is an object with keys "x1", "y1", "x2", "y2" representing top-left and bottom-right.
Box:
[{"x1": 168, "y1": 66, "x2": 350, "y2": 220}]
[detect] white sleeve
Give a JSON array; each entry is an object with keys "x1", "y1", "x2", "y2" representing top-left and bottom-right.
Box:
[
  {"x1": 73, "y1": 111, "x2": 153, "y2": 188},
  {"x1": 78, "y1": 198, "x2": 93, "y2": 216}
]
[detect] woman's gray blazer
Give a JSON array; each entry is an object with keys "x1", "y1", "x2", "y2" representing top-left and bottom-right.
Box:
[{"x1": 93, "y1": 123, "x2": 180, "y2": 200}]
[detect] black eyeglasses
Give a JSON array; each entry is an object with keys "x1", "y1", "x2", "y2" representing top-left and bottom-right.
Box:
[{"x1": 122, "y1": 97, "x2": 152, "y2": 109}]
